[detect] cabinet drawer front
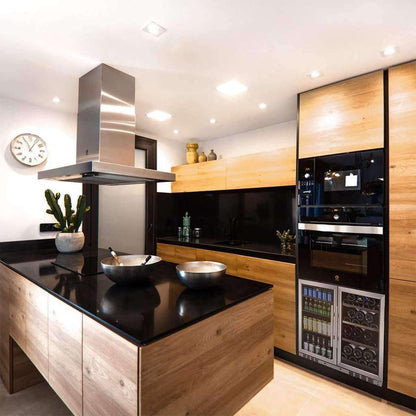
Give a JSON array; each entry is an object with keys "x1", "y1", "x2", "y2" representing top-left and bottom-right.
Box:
[
  {"x1": 196, "y1": 249, "x2": 238, "y2": 276},
  {"x1": 299, "y1": 70, "x2": 384, "y2": 158},
  {"x1": 9, "y1": 273, "x2": 27, "y2": 349},
  {"x1": 157, "y1": 243, "x2": 197, "y2": 264},
  {"x1": 48, "y1": 295, "x2": 83, "y2": 416},
  {"x1": 388, "y1": 278, "x2": 416, "y2": 398}
]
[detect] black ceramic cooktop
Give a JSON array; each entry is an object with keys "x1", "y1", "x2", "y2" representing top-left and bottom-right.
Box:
[{"x1": 1, "y1": 249, "x2": 271, "y2": 346}]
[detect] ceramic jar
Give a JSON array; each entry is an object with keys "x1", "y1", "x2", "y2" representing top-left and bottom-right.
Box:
[
  {"x1": 55, "y1": 231, "x2": 85, "y2": 253},
  {"x1": 186, "y1": 143, "x2": 199, "y2": 164},
  {"x1": 198, "y1": 151, "x2": 207, "y2": 163},
  {"x1": 207, "y1": 149, "x2": 217, "y2": 161}
]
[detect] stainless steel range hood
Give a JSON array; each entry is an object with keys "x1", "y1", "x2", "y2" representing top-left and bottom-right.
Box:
[{"x1": 38, "y1": 64, "x2": 175, "y2": 185}]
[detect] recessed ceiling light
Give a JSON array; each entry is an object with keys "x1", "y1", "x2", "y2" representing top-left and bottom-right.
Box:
[
  {"x1": 210, "y1": 118, "x2": 216, "y2": 124},
  {"x1": 142, "y1": 21, "x2": 167, "y2": 37},
  {"x1": 52, "y1": 96, "x2": 60, "y2": 103},
  {"x1": 216, "y1": 80, "x2": 248, "y2": 96},
  {"x1": 309, "y1": 70, "x2": 322, "y2": 79},
  {"x1": 146, "y1": 110, "x2": 172, "y2": 122},
  {"x1": 173, "y1": 129, "x2": 179, "y2": 134},
  {"x1": 259, "y1": 103, "x2": 267, "y2": 110},
  {"x1": 381, "y1": 45, "x2": 397, "y2": 56}
]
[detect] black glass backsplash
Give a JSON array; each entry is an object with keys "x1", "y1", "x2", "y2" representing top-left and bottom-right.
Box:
[{"x1": 156, "y1": 186, "x2": 296, "y2": 244}]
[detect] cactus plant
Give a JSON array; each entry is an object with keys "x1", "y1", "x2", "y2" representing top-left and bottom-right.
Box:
[{"x1": 45, "y1": 189, "x2": 90, "y2": 233}]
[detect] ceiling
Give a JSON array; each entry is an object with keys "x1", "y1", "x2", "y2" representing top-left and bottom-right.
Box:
[{"x1": 1, "y1": 0, "x2": 415, "y2": 142}]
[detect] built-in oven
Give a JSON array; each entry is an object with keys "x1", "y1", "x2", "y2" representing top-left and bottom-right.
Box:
[
  {"x1": 297, "y1": 220, "x2": 384, "y2": 293},
  {"x1": 298, "y1": 149, "x2": 384, "y2": 206}
]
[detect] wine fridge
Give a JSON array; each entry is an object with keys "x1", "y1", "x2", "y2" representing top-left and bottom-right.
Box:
[{"x1": 298, "y1": 279, "x2": 385, "y2": 386}]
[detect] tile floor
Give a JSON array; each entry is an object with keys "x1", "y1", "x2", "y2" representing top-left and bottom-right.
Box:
[{"x1": 0, "y1": 359, "x2": 414, "y2": 416}]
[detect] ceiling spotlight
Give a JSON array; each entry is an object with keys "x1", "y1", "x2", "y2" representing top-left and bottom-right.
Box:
[
  {"x1": 142, "y1": 21, "x2": 167, "y2": 37},
  {"x1": 173, "y1": 129, "x2": 179, "y2": 134},
  {"x1": 216, "y1": 80, "x2": 248, "y2": 96},
  {"x1": 309, "y1": 70, "x2": 322, "y2": 79},
  {"x1": 146, "y1": 110, "x2": 172, "y2": 121},
  {"x1": 259, "y1": 103, "x2": 267, "y2": 110},
  {"x1": 52, "y1": 96, "x2": 60, "y2": 103},
  {"x1": 210, "y1": 118, "x2": 216, "y2": 124},
  {"x1": 381, "y1": 46, "x2": 397, "y2": 57}
]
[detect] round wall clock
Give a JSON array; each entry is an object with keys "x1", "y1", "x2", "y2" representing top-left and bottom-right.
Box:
[{"x1": 10, "y1": 133, "x2": 48, "y2": 166}]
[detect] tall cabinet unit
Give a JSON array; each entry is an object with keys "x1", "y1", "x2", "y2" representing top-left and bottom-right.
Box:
[
  {"x1": 298, "y1": 70, "x2": 384, "y2": 158},
  {"x1": 388, "y1": 62, "x2": 416, "y2": 399}
]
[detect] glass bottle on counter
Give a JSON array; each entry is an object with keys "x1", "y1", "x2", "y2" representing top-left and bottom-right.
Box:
[{"x1": 182, "y1": 212, "x2": 191, "y2": 238}]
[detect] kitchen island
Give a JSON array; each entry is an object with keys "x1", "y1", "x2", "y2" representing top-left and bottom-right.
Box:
[{"x1": 0, "y1": 248, "x2": 273, "y2": 416}]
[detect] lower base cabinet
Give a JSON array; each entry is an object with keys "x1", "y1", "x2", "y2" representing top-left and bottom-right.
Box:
[
  {"x1": 388, "y1": 278, "x2": 416, "y2": 398},
  {"x1": 157, "y1": 243, "x2": 296, "y2": 354}
]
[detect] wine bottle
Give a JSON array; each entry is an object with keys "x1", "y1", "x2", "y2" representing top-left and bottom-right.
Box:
[
  {"x1": 303, "y1": 316, "x2": 308, "y2": 331},
  {"x1": 347, "y1": 309, "x2": 357, "y2": 320},
  {"x1": 304, "y1": 333, "x2": 309, "y2": 350},
  {"x1": 363, "y1": 330, "x2": 374, "y2": 345},
  {"x1": 356, "y1": 310, "x2": 365, "y2": 323},
  {"x1": 317, "y1": 320, "x2": 322, "y2": 334},
  {"x1": 315, "y1": 337, "x2": 321, "y2": 355},
  {"x1": 342, "y1": 344, "x2": 353, "y2": 357},
  {"x1": 356, "y1": 296, "x2": 364, "y2": 307},
  {"x1": 327, "y1": 343, "x2": 333, "y2": 360},
  {"x1": 363, "y1": 349, "x2": 376, "y2": 362},
  {"x1": 304, "y1": 296, "x2": 309, "y2": 312},
  {"x1": 352, "y1": 326, "x2": 363, "y2": 342},
  {"x1": 309, "y1": 335, "x2": 315, "y2": 353},
  {"x1": 321, "y1": 338, "x2": 327, "y2": 357},
  {"x1": 312, "y1": 318, "x2": 318, "y2": 333},
  {"x1": 365, "y1": 311, "x2": 376, "y2": 325},
  {"x1": 343, "y1": 325, "x2": 353, "y2": 339},
  {"x1": 353, "y1": 346, "x2": 364, "y2": 360},
  {"x1": 307, "y1": 317, "x2": 313, "y2": 331},
  {"x1": 346, "y1": 293, "x2": 356, "y2": 305}
]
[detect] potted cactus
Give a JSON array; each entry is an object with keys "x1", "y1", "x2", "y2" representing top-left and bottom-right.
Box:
[{"x1": 45, "y1": 189, "x2": 91, "y2": 253}]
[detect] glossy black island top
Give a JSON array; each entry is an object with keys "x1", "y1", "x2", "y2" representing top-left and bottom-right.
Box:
[{"x1": 0, "y1": 248, "x2": 272, "y2": 346}]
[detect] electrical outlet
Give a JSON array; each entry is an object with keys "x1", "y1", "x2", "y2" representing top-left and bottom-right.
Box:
[{"x1": 40, "y1": 223, "x2": 57, "y2": 232}]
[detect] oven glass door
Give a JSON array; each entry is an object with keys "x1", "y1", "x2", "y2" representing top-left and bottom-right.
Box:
[{"x1": 298, "y1": 229, "x2": 384, "y2": 292}]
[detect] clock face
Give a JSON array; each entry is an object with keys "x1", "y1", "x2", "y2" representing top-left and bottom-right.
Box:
[{"x1": 10, "y1": 133, "x2": 48, "y2": 166}]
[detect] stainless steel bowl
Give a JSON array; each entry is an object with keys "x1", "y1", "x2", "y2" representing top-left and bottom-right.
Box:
[
  {"x1": 101, "y1": 255, "x2": 161, "y2": 285},
  {"x1": 176, "y1": 261, "x2": 226, "y2": 290}
]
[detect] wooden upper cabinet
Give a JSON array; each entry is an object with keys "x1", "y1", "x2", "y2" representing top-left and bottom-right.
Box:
[
  {"x1": 171, "y1": 159, "x2": 226, "y2": 192},
  {"x1": 226, "y1": 149, "x2": 295, "y2": 190},
  {"x1": 389, "y1": 62, "x2": 416, "y2": 283},
  {"x1": 171, "y1": 148, "x2": 296, "y2": 193},
  {"x1": 299, "y1": 71, "x2": 384, "y2": 158},
  {"x1": 388, "y1": 278, "x2": 416, "y2": 398},
  {"x1": 48, "y1": 295, "x2": 83, "y2": 416}
]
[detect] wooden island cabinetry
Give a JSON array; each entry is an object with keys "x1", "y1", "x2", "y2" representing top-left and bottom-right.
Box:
[
  {"x1": 387, "y1": 61, "x2": 416, "y2": 399},
  {"x1": 298, "y1": 70, "x2": 384, "y2": 158},
  {"x1": 157, "y1": 243, "x2": 296, "y2": 354}
]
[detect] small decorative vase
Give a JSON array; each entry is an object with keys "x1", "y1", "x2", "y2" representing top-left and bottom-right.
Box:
[
  {"x1": 207, "y1": 149, "x2": 217, "y2": 161},
  {"x1": 55, "y1": 232, "x2": 85, "y2": 253},
  {"x1": 198, "y1": 151, "x2": 207, "y2": 163},
  {"x1": 186, "y1": 143, "x2": 199, "y2": 164}
]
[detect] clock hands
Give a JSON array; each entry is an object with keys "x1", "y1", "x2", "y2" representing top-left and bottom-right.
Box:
[{"x1": 29, "y1": 138, "x2": 40, "y2": 152}]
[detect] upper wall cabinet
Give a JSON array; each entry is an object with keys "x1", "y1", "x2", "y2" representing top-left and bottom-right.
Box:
[
  {"x1": 171, "y1": 148, "x2": 296, "y2": 193},
  {"x1": 389, "y1": 62, "x2": 416, "y2": 283},
  {"x1": 298, "y1": 71, "x2": 384, "y2": 158}
]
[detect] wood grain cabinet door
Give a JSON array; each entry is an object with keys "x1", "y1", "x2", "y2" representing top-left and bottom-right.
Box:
[
  {"x1": 388, "y1": 279, "x2": 416, "y2": 398},
  {"x1": 8, "y1": 273, "x2": 27, "y2": 350},
  {"x1": 299, "y1": 70, "x2": 384, "y2": 158},
  {"x1": 48, "y1": 295, "x2": 83, "y2": 416},
  {"x1": 83, "y1": 315, "x2": 138, "y2": 416},
  {"x1": 0, "y1": 263, "x2": 11, "y2": 390},
  {"x1": 236, "y1": 256, "x2": 296, "y2": 354},
  {"x1": 196, "y1": 248, "x2": 238, "y2": 276},
  {"x1": 389, "y1": 62, "x2": 416, "y2": 283},
  {"x1": 25, "y1": 281, "x2": 48, "y2": 379}
]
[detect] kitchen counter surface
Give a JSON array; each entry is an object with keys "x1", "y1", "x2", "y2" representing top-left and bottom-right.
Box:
[
  {"x1": 158, "y1": 236, "x2": 296, "y2": 263},
  {"x1": 0, "y1": 248, "x2": 272, "y2": 346}
]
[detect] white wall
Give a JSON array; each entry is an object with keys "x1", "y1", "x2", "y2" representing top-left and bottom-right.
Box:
[
  {"x1": 199, "y1": 120, "x2": 297, "y2": 159},
  {"x1": 0, "y1": 97, "x2": 81, "y2": 242}
]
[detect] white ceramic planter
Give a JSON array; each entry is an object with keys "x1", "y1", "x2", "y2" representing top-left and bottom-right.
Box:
[{"x1": 55, "y1": 232, "x2": 85, "y2": 253}]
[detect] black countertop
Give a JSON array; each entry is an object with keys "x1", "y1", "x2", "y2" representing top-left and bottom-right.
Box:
[
  {"x1": 0, "y1": 248, "x2": 272, "y2": 346},
  {"x1": 157, "y1": 236, "x2": 296, "y2": 263}
]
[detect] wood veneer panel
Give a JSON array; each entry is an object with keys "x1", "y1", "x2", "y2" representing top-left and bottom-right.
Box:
[
  {"x1": 195, "y1": 248, "x2": 238, "y2": 275},
  {"x1": 83, "y1": 315, "x2": 138, "y2": 416},
  {"x1": 237, "y1": 256, "x2": 296, "y2": 354},
  {"x1": 387, "y1": 278, "x2": 416, "y2": 398},
  {"x1": 48, "y1": 295, "x2": 83, "y2": 416},
  {"x1": 140, "y1": 290, "x2": 273, "y2": 416},
  {"x1": 299, "y1": 71, "x2": 384, "y2": 158},
  {"x1": 389, "y1": 62, "x2": 416, "y2": 283},
  {"x1": 171, "y1": 159, "x2": 226, "y2": 192},
  {"x1": 0, "y1": 263, "x2": 11, "y2": 391},
  {"x1": 226, "y1": 148, "x2": 296, "y2": 189},
  {"x1": 156, "y1": 243, "x2": 197, "y2": 264}
]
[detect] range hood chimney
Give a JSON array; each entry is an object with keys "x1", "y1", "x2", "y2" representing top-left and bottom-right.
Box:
[{"x1": 38, "y1": 64, "x2": 175, "y2": 185}]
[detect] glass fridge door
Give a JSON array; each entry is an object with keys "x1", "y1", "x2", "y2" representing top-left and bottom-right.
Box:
[
  {"x1": 298, "y1": 279, "x2": 337, "y2": 365},
  {"x1": 337, "y1": 287, "x2": 385, "y2": 385}
]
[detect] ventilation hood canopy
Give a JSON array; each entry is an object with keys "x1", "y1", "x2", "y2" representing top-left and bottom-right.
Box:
[{"x1": 38, "y1": 64, "x2": 175, "y2": 185}]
